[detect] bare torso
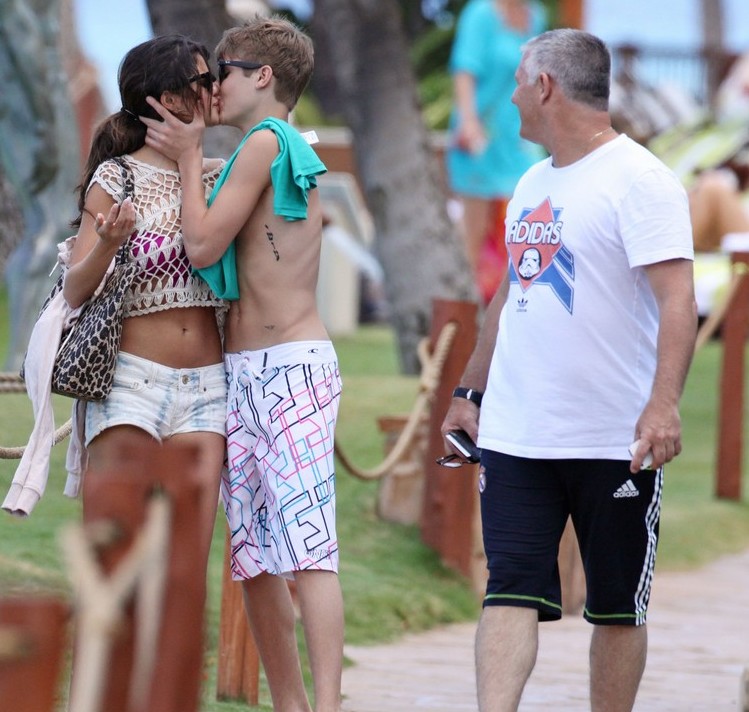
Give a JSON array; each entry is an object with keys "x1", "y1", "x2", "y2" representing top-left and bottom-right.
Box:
[{"x1": 224, "y1": 184, "x2": 328, "y2": 353}]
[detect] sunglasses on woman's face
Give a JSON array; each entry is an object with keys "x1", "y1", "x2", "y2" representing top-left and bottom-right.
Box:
[
  {"x1": 217, "y1": 59, "x2": 264, "y2": 84},
  {"x1": 188, "y1": 71, "x2": 217, "y2": 91}
]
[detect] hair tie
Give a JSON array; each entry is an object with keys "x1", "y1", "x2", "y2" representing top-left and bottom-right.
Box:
[{"x1": 120, "y1": 107, "x2": 141, "y2": 123}]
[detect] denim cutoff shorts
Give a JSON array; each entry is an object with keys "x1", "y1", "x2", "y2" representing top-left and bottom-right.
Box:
[{"x1": 85, "y1": 351, "x2": 227, "y2": 446}]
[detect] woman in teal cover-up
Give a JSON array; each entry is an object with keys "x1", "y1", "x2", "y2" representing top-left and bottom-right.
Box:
[{"x1": 446, "y1": 0, "x2": 546, "y2": 279}]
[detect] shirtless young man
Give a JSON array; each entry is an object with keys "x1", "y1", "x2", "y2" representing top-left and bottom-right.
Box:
[{"x1": 143, "y1": 17, "x2": 343, "y2": 712}]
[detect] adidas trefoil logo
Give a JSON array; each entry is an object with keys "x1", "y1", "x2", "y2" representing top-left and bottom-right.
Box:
[{"x1": 614, "y1": 479, "x2": 640, "y2": 498}]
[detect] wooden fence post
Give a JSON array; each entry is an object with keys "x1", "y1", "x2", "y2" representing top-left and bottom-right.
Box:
[
  {"x1": 717, "y1": 253, "x2": 749, "y2": 500},
  {"x1": 420, "y1": 298, "x2": 479, "y2": 577},
  {"x1": 216, "y1": 527, "x2": 260, "y2": 705},
  {"x1": 0, "y1": 598, "x2": 69, "y2": 712},
  {"x1": 77, "y1": 441, "x2": 206, "y2": 712}
]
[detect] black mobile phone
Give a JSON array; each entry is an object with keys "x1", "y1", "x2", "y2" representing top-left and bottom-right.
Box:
[{"x1": 445, "y1": 429, "x2": 481, "y2": 463}]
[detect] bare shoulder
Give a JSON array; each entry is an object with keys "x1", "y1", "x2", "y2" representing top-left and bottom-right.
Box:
[
  {"x1": 249, "y1": 127, "x2": 279, "y2": 147},
  {"x1": 229, "y1": 129, "x2": 279, "y2": 180},
  {"x1": 239, "y1": 128, "x2": 279, "y2": 160},
  {"x1": 84, "y1": 180, "x2": 117, "y2": 212}
]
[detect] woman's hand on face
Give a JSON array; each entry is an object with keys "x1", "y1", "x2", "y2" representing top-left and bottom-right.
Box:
[
  {"x1": 95, "y1": 197, "x2": 136, "y2": 248},
  {"x1": 141, "y1": 96, "x2": 205, "y2": 162}
]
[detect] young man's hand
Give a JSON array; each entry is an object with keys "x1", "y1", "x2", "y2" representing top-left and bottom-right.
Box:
[{"x1": 140, "y1": 96, "x2": 205, "y2": 163}]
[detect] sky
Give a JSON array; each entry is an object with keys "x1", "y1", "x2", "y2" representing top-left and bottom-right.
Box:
[
  {"x1": 74, "y1": 0, "x2": 749, "y2": 112},
  {"x1": 73, "y1": 0, "x2": 152, "y2": 110}
]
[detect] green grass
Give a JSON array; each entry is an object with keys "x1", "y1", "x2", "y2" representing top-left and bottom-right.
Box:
[
  {"x1": 656, "y1": 340, "x2": 749, "y2": 567},
  {"x1": 1, "y1": 291, "x2": 749, "y2": 709}
]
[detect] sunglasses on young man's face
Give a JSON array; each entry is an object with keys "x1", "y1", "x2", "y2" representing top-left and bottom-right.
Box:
[
  {"x1": 188, "y1": 71, "x2": 217, "y2": 91},
  {"x1": 217, "y1": 59, "x2": 264, "y2": 84}
]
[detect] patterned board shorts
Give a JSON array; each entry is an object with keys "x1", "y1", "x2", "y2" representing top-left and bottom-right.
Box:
[{"x1": 223, "y1": 341, "x2": 343, "y2": 579}]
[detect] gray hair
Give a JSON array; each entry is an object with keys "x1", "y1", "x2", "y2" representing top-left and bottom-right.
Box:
[{"x1": 521, "y1": 29, "x2": 611, "y2": 111}]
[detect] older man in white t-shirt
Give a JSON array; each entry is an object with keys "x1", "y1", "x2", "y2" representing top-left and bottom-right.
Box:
[{"x1": 442, "y1": 29, "x2": 696, "y2": 712}]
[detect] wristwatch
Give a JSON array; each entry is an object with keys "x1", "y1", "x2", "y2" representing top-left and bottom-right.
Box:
[{"x1": 452, "y1": 386, "x2": 483, "y2": 407}]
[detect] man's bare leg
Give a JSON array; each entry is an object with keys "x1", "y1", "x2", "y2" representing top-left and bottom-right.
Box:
[
  {"x1": 475, "y1": 606, "x2": 538, "y2": 712},
  {"x1": 295, "y1": 570, "x2": 344, "y2": 712},
  {"x1": 589, "y1": 624, "x2": 647, "y2": 712},
  {"x1": 241, "y1": 574, "x2": 312, "y2": 712}
]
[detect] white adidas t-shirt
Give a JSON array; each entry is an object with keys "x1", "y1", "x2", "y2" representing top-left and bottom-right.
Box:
[{"x1": 478, "y1": 135, "x2": 693, "y2": 460}]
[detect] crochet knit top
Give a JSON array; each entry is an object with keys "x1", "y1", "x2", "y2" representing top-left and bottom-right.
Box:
[{"x1": 88, "y1": 156, "x2": 225, "y2": 317}]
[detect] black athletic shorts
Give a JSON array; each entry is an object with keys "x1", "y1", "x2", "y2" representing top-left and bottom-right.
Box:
[{"x1": 479, "y1": 449, "x2": 663, "y2": 625}]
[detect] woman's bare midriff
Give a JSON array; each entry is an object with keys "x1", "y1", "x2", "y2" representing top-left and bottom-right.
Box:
[{"x1": 119, "y1": 306, "x2": 223, "y2": 368}]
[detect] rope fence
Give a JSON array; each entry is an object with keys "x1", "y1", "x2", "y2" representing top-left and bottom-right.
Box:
[
  {"x1": 333, "y1": 321, "x2": 457, "y2": 481},
  {"x1": 0, "y1": 372, "x2": 25, "y2": 394},
  {"x1": 0, "y1": 419, "x2": 72, "y2": 460}
]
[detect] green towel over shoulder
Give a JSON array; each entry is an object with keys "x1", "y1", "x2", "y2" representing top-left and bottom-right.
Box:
[{"x1": 195, "y1": 117, "x2": 327, "y2": 300}]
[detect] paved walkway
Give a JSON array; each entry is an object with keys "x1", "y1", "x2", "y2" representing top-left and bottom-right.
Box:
[{"x1": 341, "y1": 548, "x2": 749, "y2": 711}]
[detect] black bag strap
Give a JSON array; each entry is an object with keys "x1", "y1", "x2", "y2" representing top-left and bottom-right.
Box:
[
  {"x1": 111, "y1": 156, "x2": 134, "y2": 201},
  {"x1": 110, "y1": 156, "x2": 135, "y2": 264}
]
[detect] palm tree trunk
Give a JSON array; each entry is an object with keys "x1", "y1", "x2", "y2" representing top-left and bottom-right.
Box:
[{"x1": 311, "y1": 0, "x2": 477, "y2": 373}]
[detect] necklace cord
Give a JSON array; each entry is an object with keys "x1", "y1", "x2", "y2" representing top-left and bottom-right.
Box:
[{"x1": 586, "y1": 126, "x2": 614, "y2": 146}]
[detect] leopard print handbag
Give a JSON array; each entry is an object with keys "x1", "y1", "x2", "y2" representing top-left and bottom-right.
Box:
[
  {"x1": 50, "y1": 157, "x2": 137, "y2": 401},
  {"x1": 51, "y1": 254, "x2": 137, "y2": 400}
]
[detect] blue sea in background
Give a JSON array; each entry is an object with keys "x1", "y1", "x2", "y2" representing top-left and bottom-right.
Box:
[{"x1": 74, "y1": 0, "x2": 749, "y2": 111}]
